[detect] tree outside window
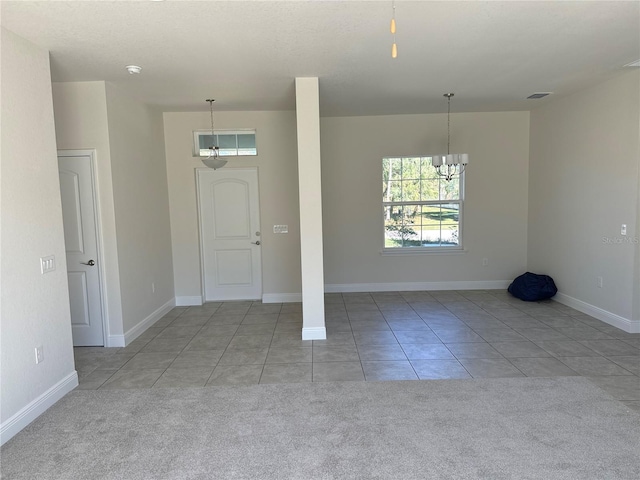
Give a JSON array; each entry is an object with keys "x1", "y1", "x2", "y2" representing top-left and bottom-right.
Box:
[{"x1": 383, "y1": 157, "x2": 463, "y2": 250}]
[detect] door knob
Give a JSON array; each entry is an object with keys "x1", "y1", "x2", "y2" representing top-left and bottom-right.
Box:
[
  {"x1": 81, "y1": 260, "x2": 96, "y2": 266},
  {"x1": 251, "y1": 241, "x2": 261, "y2": 245}
]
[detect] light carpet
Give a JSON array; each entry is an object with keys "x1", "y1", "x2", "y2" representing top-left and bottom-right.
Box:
[{"x1": 1, "y1": 377, "x2": 639, "y2": 479}]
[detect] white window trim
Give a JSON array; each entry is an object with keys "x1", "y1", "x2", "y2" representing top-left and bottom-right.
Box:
[
  {"x1": 380, "y1": 248, "x2": 467, "y2": 256},
  {"x1": 381, "y1": 201, "x2": 464, "y2": 254},
  {"x1": 382, "y1": 157, "x2": 465, "y2": 253},
  {"x1": 192, "y1": 129, "x2": 257, "y2": 157}
]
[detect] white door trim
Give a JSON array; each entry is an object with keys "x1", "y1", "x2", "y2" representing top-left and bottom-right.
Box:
[
  {"x1": 196, "y1": 167, "x2": 262, "y2": 302},
  {"x1": 58, "y1": 149, "x2": 109, "y2": 346},
  {"x1": 196, "y1": 167, "x2": 208, "y2": 304}
]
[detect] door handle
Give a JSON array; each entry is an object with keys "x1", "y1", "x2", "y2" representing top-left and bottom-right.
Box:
[
  {"x1": 251, "y1": 241, "x2": 261, "y2": 245},
  {"x1": 81, "y1": 260, "x2": 96, "y2": 266}
]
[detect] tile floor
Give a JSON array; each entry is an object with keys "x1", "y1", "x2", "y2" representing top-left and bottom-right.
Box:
[{"x1": 74, "y1": 290, "x2": 640, "y2": 410}]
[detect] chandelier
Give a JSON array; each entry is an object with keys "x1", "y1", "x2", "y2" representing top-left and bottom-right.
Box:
[
  {"x1": 201, "y1": 99, "x2": 227, "y2": 170},
  {"x1": 431, "y1": 94, "x2": 469, "y2": 181}
]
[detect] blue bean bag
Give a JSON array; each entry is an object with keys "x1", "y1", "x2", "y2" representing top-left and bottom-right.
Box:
[{"x1": 508, "y1": 272, "x2": 557, "y2": 301}]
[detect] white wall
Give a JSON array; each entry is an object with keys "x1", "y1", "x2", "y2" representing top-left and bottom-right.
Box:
[
  {"x1": 320, "y1": 112, "x2": 531, "y2": 289},
  {"x1": 105, "y1": 83, "x2": 174, "y2": 333},
  {"x1": 52, "y1": 81, "x2": 125, "y2": 341},
  {"x1": 53, "y1": 81, "x2": 175, "y2": 342},
  {"x1": 163, "y1": 111, "x2": 301, "y2": 303},
  {"x1": 0, "y1": 28, "x2": 76, "y2": 442},
  {"x1": 634, "y1": 166, "x2": 640, "y2": 322},
  {"x1": 529, "y1": 71, "x2": 640, "y2": 328}
]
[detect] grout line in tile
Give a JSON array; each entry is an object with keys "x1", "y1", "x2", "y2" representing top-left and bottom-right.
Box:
[{"x1": 75, "y1": 293, "x2": 639, "y2": 388}]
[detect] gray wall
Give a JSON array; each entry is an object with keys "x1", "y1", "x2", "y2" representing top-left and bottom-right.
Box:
[
  {"x1": 163, "y1": 111, "x2": 302, "y2": 303},
  {"x1": 53, "y1": 81, "x2": 175, "y2": 341},
  {"x1": 320, "y1": 112, "x2": 531, "y2": 289},
  {"x1": 105, "y1": 83, "x2": 175, "y2": 332},
  {"x1": 528, "y1": 70, "x2": 640, "y2": 324},
  {"x1": 0, "y1": 28, "x2": 76, "y2": 435},
  {"x1": 52, "y1": 81, "x2": 125, "y2": 340},
  {"x1": 165, "y1": 110, "x2": 531, "y2": 298}
]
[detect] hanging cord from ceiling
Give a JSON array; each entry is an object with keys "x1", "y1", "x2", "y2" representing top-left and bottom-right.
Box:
[{"x1": 391, "y1": 1, "x2": 397, "y2": 58}]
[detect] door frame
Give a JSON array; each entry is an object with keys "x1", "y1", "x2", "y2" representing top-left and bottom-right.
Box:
[
  {"x1": 58, "y1": 149, "x2": 108, "y2": 346},
  {"x1": 195, "y1": 167, "x2": 263, "y2": 303}
]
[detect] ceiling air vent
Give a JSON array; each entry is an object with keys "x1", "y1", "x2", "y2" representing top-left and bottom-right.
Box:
[
  {"x1": 527, "y1": 92, "x2": 552, "y2": 99},
  {"x1": 624, "y1": 60, "x2": 640, "y2": 67}
]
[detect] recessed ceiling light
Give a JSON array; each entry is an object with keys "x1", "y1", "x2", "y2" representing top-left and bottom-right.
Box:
[
  {"x1": 125, "y1": 65, "x2": 142, "y2": 75},
  {"x1": 624, "y1": 59, "x2": 640, "y2": 67},
  {"x1": 527, "y1": 92, "x2": 552, "y2": 99}
]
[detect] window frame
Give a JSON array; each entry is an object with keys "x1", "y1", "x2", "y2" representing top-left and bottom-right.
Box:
[
  {"x1": 382, "y1": 156, "x2": 465, "y2": 254},
  {"x1": 192, "y1": 129, "x2": 257, "y2": 157}
]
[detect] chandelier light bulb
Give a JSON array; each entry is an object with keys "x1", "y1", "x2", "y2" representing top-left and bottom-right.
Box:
[
  {"x1": 390, "y1": 18, "x2": 396, "y2": 34},
  {"x1": 430, "y1": 93, "x2": 470, "y2": 181},
  {"x1": 392, "y1": 43, "x2": 398, "y2": 58}
]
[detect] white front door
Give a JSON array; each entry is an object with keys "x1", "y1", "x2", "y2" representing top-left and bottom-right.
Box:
[
  {"x1": 197, "y1": 168, "x2": 262, "y2": 301},
  {"x1": 58, "y1": 153, "x2": 105, "y2": 346}
]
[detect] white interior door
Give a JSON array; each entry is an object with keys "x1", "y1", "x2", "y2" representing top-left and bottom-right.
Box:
[
  {"x1": 58, "y1": 153, "x2": 104, "y2": 346},
  {"x1": 198, "y1": 168, "x2": 262, "y2": 301}
]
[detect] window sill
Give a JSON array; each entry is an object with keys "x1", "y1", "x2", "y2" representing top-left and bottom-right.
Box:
[{"x1": 380, "y1": 248, "x2": 467, "y2": 256}]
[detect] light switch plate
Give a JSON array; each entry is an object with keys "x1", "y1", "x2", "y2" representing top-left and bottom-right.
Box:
[
  {"x1": 35, "y1": 346, "x2": 44, "y2": 364},
  {"x1": 621, "y1": 224, "x2": 627, "y2": 236},
  {"x1": 273, "y1": 225, "x2": 288, "y2": 234},
  {"x1": 40, "y1": 255, "x2": 55, "y2": 274}
]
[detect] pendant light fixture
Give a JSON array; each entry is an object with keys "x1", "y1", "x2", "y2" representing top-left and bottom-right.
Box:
[
  {"x1": 431, "y1": 94, "x2": 469, "y2": 181},
  {"x1": 201, "y1": 99, "x2": 227, "y2": 170},
  {"x1": 390, "y1": 1, "x2": 398, "y2": 58}
]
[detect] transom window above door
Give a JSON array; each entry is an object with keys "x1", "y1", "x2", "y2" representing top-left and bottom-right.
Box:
[
  {"x1": 383, "y1": 156, "x2": 464, "y2": 251},
  {"x1": 193, "y1": 130, "x2": 257, "y2": 157}
]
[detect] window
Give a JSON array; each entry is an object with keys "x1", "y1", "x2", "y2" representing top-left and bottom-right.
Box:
[
  {"x1": 383, "y1": 156, "x2": 463, "y2": 250},
  {"x1": 193, "y1": 130, "x2": 257, "y2": 157}
]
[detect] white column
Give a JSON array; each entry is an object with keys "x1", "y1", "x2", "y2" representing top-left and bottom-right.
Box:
[
  {"x1": 634, "y1": 160, "x2": 640, "y2": 328},
  {"x1": 295, "y1": 77, "x2": 326, "y2": 340}
]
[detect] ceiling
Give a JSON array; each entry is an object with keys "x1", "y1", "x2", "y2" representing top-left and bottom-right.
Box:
[{"x1": 2, "y1": 1, "x2": 639, "y2": 116}]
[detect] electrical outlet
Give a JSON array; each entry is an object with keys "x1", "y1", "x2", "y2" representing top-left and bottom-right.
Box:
[
  {"x1": 621, "y1": 224, "x2": 627, "y2": 236},
  {"x1": 151, "y1": 282, "x2": 155, "y2": 293},
  {"x1": 597, "y1": 276, "x2": 603, "y2": 288},
  {"x1": 482, "y1": 258, "x2": 489, "y2": 266},
  {"x1": 35, "y1": 346, "x2": 44, "y2": 364}
]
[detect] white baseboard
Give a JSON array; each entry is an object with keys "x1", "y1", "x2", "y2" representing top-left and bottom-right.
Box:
[
  {"x1": 324, "y1": 280, "x2": 510, "y2": 294},
  {"x1": 123, "y1": 298, "x2": 176, "y2": 345},
  {"x1": 262, "y1": 293, "x2": 302, "y2": 303},
  {"x1": 106, "y1": 334, "x2": 125, "y2": 348},
  {"x1": 0, "y1": 371, "x2": 78, "y2": 446},
  {"x1": 302, "y1": 327, "x2": 327, "y2": 340},
  {"x1": 554, "y1": 292, "x2": 639, "y2": 333},
  {"x1": 175, "y1": 296, "x2": 203, "y2": 306}
]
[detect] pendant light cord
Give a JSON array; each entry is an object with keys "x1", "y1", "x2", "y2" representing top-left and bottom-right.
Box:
[
  {"x1": 391, "y1": 1, "x2": 397, "y2": 58},
  {"x1": 206, "y1": 98, "x2": 218, "y2": 157},
  {"x1": 446, "y1": 94, "x2": 452, "y2": 155},
  {"x1": 208, "y1": 99, "x2": 215, "y2": 137}
]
